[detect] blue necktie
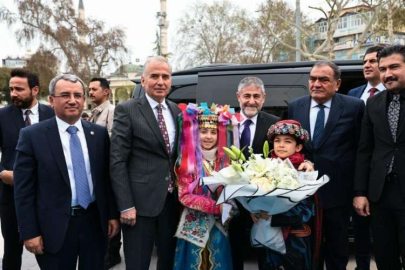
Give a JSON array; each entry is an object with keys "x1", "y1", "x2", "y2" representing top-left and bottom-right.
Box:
[
  {"x1": 312, "y1": 104, "x2": 325, "y2": 148},
  {"x1": 240, "y1": 120, "x2": 252, "y2": 159},
  {"x1": 67, "y1": 126, "x2": 91, "y2": 209}
]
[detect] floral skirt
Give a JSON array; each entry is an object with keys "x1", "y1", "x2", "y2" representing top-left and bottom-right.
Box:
[{"x1": 173, "y1": 226, "x2": 233, "y2": 270}]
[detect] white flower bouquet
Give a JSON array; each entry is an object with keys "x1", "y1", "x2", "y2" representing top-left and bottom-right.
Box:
[{"x1": 200, "y1": 143, "x2": 329, "y2": 253}]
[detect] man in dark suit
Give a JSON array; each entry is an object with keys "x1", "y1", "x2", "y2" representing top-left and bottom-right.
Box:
[
  {"x1": 354, "y1": 45, "x2": 405, "y2": 270},
  {"x1": 13, "y1": 74, "x2": 119, "y2": 270},
  {"x1": 347, "y1": 46, "x2": 385, "y2": 270},
  {"x1": 0, "y1": 69, "x2": 54, "y2": 270},
  {"x1": 289, "y1": 61, "x2": 365, "y2": 270},
  {"x1": 110, "y1": 56, "x2": 181, "y2": 270},
  {"x1": 348, "y1": 46, "x2": 385, "y2": 103},
  {"x1": 229, "y1": 76, "x2": 280, "y2": 270}
]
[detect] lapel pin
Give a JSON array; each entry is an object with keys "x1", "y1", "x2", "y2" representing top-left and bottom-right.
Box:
[{"x1": 90, "y1": 131, "x2": 95, "y2": 135}]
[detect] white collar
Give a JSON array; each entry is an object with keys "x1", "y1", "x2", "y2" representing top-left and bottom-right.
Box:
[
  {"x1": 310, "y1": 98, "x2": 332, "y2": 109},
  {"x1": 240, "y1": 111, "x2": 258, "y2": 125},
  {"x1": 365, "y1": 82, "x2": 385, "y2": 92},
  {"x1": 22, "y1": 101, "x2": 39, "y2": 115},
  {"x1": 145, "y1": 94, "x2": 167, "y2": 110},
  {"x1": 56, "y1": 116, "x2": 84, "y2": 134}
]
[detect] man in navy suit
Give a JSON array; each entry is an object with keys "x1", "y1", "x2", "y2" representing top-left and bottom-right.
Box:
[
  {"x1": 289, "y1": 61, "x2": 365, "y2": 270},
  {"x1": 13, "y1": 74, "x2": 119, "y2": 270},
  {"x1": 348, "y1": 46, "x2": 385, "y2": 103},
  {"x1": 347, "y1": 46, "x2": 385, "y2": 270},
  {"x1": 0, "y1": 69, "x2": 54, "y2": 270}
]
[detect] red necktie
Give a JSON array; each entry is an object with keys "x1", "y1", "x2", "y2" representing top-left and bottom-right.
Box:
[{"x1": 369, "y1": 88, "x2": 378, "y2": 98}]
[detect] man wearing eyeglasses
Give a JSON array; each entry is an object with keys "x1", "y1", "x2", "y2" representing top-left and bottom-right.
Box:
[
  {"x1": 13, "y1": 74, "x2": 119, "y2": 270},
  {"x1": 289, "y1": 61, "x2": 365, "y2": 270},
  {"x1": 0, "y1": 69, "x2": 54, "y2": 270}
]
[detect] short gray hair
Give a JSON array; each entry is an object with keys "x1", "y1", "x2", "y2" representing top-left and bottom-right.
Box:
[
  {"x1": 311, "y1": 61, "x2": 341, "y2": 81},
  {"x1": 142, "y1": 56, "x2": 172, "y2": 77},
  {"x1": 49, "y1": 74, "x2": 86, "y2": 96},
  {"x1": 237, "y1": 77, "x2": 265, "y2": 93}
]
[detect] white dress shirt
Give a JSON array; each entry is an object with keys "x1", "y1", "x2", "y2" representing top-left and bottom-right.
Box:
[
  {"x1": 360, "y1": 82, "x2": 385, "y2": 103},
  {"x1": 21, "y1": 101, "x2": 39, "y2": 125},
  {"x1": 309, "y1": 99, "x2": 332, "y2": 139},
  {"x1": 56, "y1": 117, "x2": 94, "y2": 206},
  {"x1": 239, "y1": 112, "x2": 258, "y2": 147},
  {"x1": 145, "y1": 94, "x2": 176, "y2": 152}
]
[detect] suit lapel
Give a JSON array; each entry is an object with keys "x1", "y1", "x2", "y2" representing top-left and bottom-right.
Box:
[
  {"x1": 138, "y1": 97, "x2": 167, "y2": 154},
  {"x1": 357, "y1": 85, "x2": 366, "y2": 98},
  {"x1": 38, "y1": 103, "x2": 46, "y2": 121},
  {"x1": 299, "y1": 97, "x2": 314, "y2": 152},
  {"x1": 11, "y1": 105, "x2": 24, "y2": 131},
  {"x1": 45, "y1": 118, "x2": 71, "y2": 188},
  {"x1": 252, "y1": 112, "x2": 265, "y2": 151},
  {"x1": 316, "y1": 94, "x2": 343, "y2": 149},
  {"x1": 396, "y1": 92, "x2": 405, "y2": 140},
  {"x1": 167, "y1": 100, "x2": 180, "y2": 157},
  {"x1": 82, "y1": 120, "x2": 97, "y2": 187},
  {"x1": 376, "y1": 91, "x2": 395, "y2": 143}
]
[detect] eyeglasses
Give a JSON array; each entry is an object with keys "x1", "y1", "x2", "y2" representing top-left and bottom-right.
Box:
[{"x1": 52, "y1": 93, "x2": 85, "y2": 100}]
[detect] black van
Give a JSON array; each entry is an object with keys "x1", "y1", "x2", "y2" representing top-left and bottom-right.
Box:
[{"x1": 132, "y1": 60, "x2": 365, "y2": 119}]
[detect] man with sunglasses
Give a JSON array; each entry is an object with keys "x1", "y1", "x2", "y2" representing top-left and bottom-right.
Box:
[
  {"x1": 289, "y1": 61, "x2": 365, "y2": 270},
  {"x1": 13, "y1": 74, "x2": 119, "y2": 270}
]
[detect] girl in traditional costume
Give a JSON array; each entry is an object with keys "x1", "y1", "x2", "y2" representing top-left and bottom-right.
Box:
[{"x1": 173, "y1": 103, "x2": 240, "y2": 270}]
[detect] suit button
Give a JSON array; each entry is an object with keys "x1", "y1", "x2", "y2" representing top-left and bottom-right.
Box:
[{"x1": 165, "y1": 176, "x2": 169, "y2": 181}]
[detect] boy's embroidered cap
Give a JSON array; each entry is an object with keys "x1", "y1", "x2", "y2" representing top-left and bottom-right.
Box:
[{"x1": 267, "y1": 120, "x2": 309, "y2": 143}]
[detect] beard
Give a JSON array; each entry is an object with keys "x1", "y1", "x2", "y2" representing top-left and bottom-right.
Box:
[{"x1": 11, "y1": 94, "x2": 34, "y2": 109}]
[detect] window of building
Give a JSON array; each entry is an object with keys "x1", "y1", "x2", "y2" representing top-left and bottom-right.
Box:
[
  {"x1": 318, "y1": 21, "x2": 327, "y2": 33},
  {"x1": 338, "y1": 16, "x2": 348, "y2": 29}
]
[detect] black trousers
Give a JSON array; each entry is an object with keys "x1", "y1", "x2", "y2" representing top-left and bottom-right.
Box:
[
  {"x1": 0, "y1": 202, "x2": 23, "y2": 270},
  {"x1": 229, "y1": 208, "x2": 252, "y2": 270},
  {"x1": 352, "y1": 208, "x2": 371, "y2": 270},
  {"x1": 35, "y1": 204, "x2": 107, "y2": 270},
  {"x1": 122, "y1": 192, "x2": 178, "y2": 270},
  {"x1": 317, "y1": 204, "x2": 351, "y2": 270},
  {"x1": 370, "y1": 178, "x2": 405, "y2": 270}
]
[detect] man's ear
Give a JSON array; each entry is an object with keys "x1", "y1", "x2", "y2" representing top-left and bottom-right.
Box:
[{"x1": 31, "y1": 86, "x2": 40, "y2": 97}]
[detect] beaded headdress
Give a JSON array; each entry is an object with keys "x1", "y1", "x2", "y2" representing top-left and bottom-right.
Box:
[{"x1": 267, "y1": 120, "x2": 309, "y2": 144}]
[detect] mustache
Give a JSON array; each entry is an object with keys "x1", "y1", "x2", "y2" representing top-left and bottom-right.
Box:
[{"x1": 384, "y1": 77, "x2": 397, "y2": 83}]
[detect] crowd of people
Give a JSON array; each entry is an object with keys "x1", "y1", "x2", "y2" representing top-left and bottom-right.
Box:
[{"x1": 0, "y1": 44, "x2": 403, "y2": 270}]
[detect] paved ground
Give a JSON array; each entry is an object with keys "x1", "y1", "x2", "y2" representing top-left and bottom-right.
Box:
[{"x1": 0, "y1": 231, "x2": 377, "y2": 269}]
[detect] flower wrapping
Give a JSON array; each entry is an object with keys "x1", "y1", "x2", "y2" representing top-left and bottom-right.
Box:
[{"x1": 201, "y1": 154, "x2": 329, "y2": 253}]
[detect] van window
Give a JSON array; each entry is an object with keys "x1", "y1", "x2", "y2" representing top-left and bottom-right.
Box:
[{"x1": 167, "y1": 85, "x2": 197, "y2": 104}]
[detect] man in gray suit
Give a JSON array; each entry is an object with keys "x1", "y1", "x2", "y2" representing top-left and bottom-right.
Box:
[{"x1": 110, "y1": 56, "x2": 181, "y2": 270}]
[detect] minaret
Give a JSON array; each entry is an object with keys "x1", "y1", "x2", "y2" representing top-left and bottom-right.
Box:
[
  {"x1": 160, "y1": 0, "x2": 168, "y2": 56},
  {"x1": 78, "y1": 0, "x2": 86, "y2": 44},
  {"x1": 78, "y1": 0, "x2": 85, "y2": 21}
]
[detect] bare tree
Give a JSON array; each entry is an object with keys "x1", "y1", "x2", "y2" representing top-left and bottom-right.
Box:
[
  {"x1": 173, "y1": 0, "x2": 250, "y2": 68},
  {"x1": 1, "y1": 0, "x2": 128, "y2": 79}
]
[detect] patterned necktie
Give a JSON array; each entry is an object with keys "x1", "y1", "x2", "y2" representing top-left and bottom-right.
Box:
[
  {"x1": 387, "y1": 94, "x2": 400, "y2": 174},
  {"x1": 24, "y1": 110, "x2": 31, "y2": 126},
  {"x1": 240, "y1": 120, "x2": 252, "y2": 159},
  {"x1": 312, "y1": 104, "x2": 325, "y2": 147},
  {"x1": 66, "y1": 126, "x2": 92, "y2": 208},
  {"x1": 156, "y1": 104, "x2": 174, "y2": 193},
  {"x1": 369, "y1": 88, "x2": 378, "y2": 98}
]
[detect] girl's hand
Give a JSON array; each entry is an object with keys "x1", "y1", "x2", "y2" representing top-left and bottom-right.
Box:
[
  {"x1": 260, "y1": 211, "x2": 271, "y2": 220},
  {"x1": 250, "y1": 213, "x2": 260, "y2": 223}
]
